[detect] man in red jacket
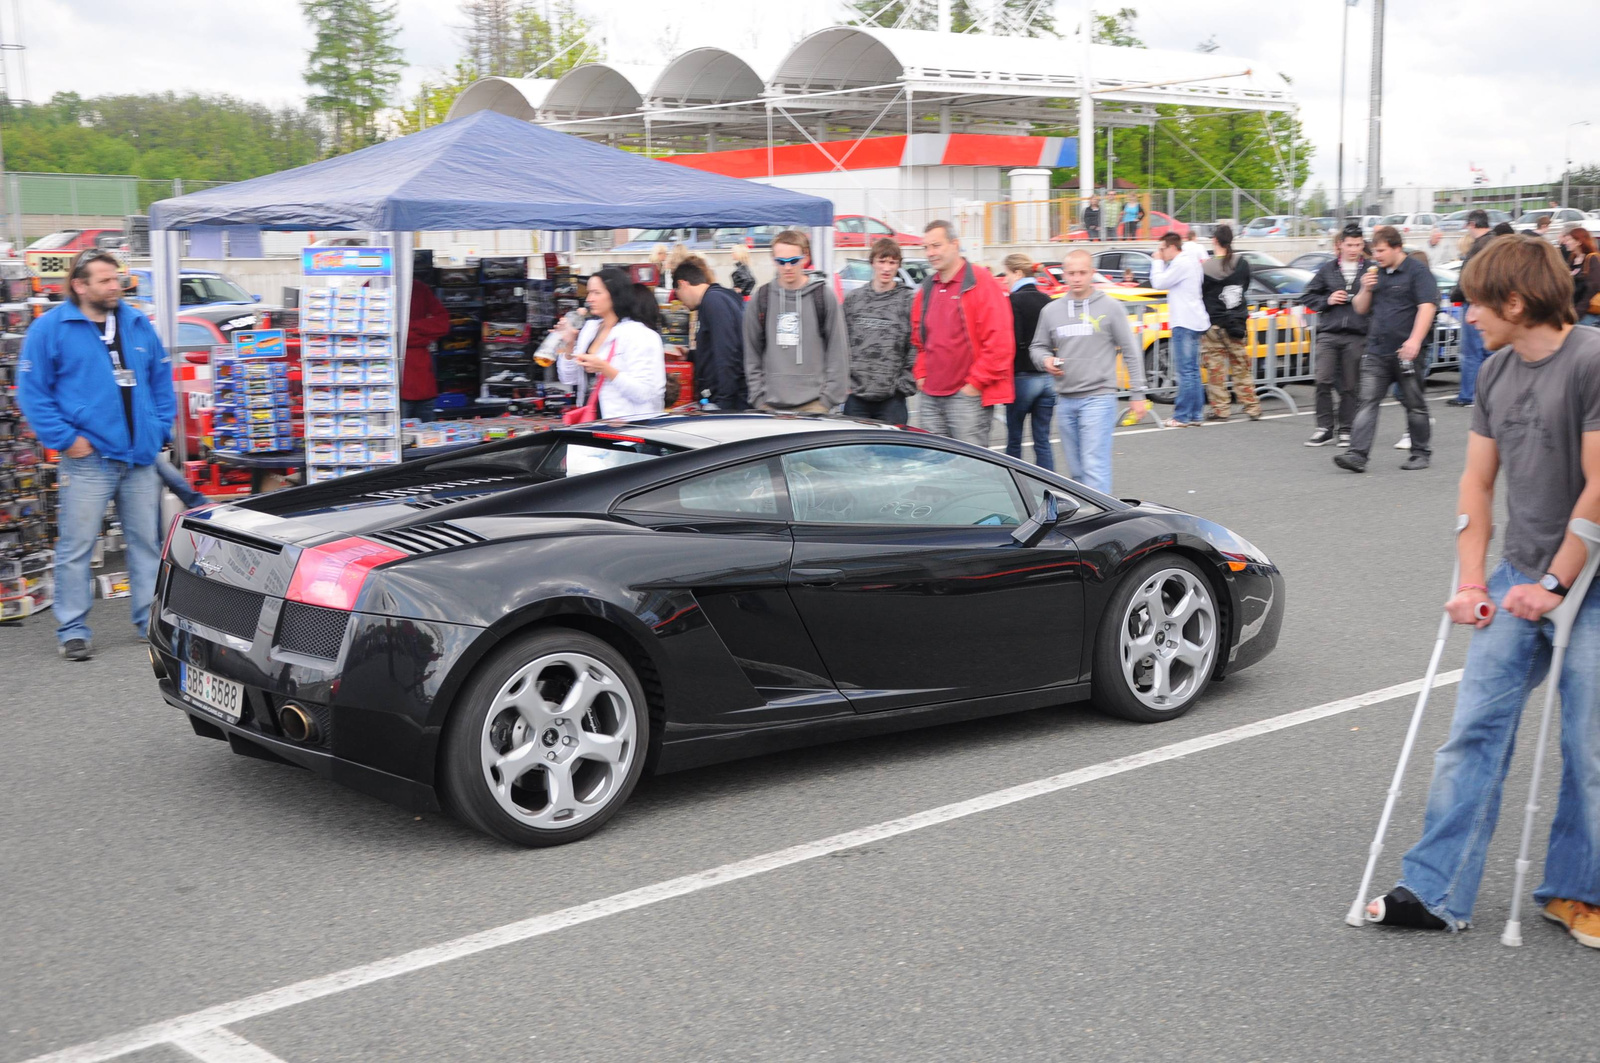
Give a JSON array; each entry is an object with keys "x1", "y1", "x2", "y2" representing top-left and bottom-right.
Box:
[
  {"x1": 911, "y1": 220, "x2": 1014, "y2": 446},
  {"x1": 400, "y1": 276, "x2": 452, "y2": 421}
]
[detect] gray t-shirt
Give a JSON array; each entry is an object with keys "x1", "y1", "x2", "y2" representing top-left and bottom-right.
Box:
[{"x1": 1472, "y1": 326, "x2": 1600, "y2": 577}]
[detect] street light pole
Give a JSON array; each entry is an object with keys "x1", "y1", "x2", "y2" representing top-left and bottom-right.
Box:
[
  {"x1": 1336, "y1": 0, "x2": 1359, "y2": 225},
  {"x1": 1365, "y1": 0, "x2": 1384, "y2": 216},
  {"x1": 1565, "y1": 120, "x2": 1590, "y2": 208}
]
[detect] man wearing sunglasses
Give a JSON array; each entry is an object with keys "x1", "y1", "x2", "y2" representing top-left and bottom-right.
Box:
[
  {"x1": 16, "y1": 249, "x2": 175, "y2": 661},
  {"x1": 742, "y1": 230, "x2": 848, "y2": 415}
]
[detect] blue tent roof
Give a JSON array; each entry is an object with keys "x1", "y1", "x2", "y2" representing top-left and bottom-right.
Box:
[{"x1": 148, "y1": 110, "x2": 833, "y2": 232}]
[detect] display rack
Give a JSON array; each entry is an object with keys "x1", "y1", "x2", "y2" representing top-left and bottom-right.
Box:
[{"x1": 297, "y1": 246, "x2": 400, "y2": 482}]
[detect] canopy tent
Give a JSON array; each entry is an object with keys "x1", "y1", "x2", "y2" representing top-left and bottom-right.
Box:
[{"x1": 146, "y1": 109, "x2": 835, "y2": 461}]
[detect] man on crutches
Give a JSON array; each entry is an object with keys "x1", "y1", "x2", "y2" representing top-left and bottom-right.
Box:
[{"x1": 1362, "y1": 235, "x2": 1600, "y2": 945}]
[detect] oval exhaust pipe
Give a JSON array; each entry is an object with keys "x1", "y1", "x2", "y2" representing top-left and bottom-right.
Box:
[{"x1": 278, "y1": 703, "x2": 319, "y2": 743}]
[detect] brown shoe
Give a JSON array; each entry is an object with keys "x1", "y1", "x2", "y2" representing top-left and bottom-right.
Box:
[
  {"x1": 1247, "y1": 408, "x2": 1263, "y2": 421},
  {"x1": 1542, "y1": 899, "x2": 1600, "y2": 948}
]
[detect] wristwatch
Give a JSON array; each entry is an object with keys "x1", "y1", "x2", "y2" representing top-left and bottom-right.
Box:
[{"x1": 1539, "y1": 572, "x2": 1570, "y2": 597}]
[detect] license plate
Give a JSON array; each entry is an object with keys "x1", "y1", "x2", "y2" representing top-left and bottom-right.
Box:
[{"x1": 180, "y1": 662, "x2": 243, "y2": 723}]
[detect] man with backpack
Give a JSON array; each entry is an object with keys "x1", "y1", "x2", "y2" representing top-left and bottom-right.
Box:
[{"x1": 742, "y1": 230, "x2": 849, "y2": 414}]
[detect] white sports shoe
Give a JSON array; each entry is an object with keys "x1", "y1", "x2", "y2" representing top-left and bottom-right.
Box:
[{"x1": 1394, "y1": 434, "x2": 1411, "y2": 450}]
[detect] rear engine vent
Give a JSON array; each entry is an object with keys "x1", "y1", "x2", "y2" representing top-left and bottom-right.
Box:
[
  {"x1": 165, "y1": 567, "x2": 266, "y2": 639},
  {"x1": 277, "y1": 601, "x2": 350, "y2": 660},
  {"x1": 366, "y1": 522, "x2": 485, "y2": 554},
  {"x1": 404, "y1": 490, "x2": 494, "y2": 510},
  {"x1": 363, "y1": 476, "x2": 515, "y2": 502}
]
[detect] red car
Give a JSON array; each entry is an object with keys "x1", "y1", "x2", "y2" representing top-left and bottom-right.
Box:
[
  {"x1": 1054, "y1": 211, "x2": 1191, "y2": 242},
  {"x1": 26, "y1": 228, "x2": 125, "y2": 298},
  {"x1": 833, "y1": 215, "x2": 925, "y2": 249}
]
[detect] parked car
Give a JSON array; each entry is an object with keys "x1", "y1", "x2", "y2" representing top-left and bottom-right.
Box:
[
  {"x1": 1055, "y1": 210, "x2": 1191, "y2": 241},
  {"x1": 1308, "y1": 217, "x2": 1338, "y2": 234},
  {"x1": 1236, "y1": 250, "x2": 1285, "y2": 270},
  {"x1": 1437, "y1": 208, "x2": 1511, "y2": 234},
  {"x1": 834, "y1": 256, "x2": 931, "y2": 296},
  {"x1": 1242, "y1": 216, "x2": 1301, "y2": 238},
  {"x1": 834, "y1": 215, "x2": 924, "y2": 249},
  {"x1": 25, "y1": 227, "x2": 125, "y2": 299},
  {"x1": 1090, "y1": 248, "x2": 1154, "y2": 287},
  {"x1": 125, "y1": 268, "x2": 264, "y2": 314},
  {"x1": 1287, "y1": 251, "x2": 1334, "y2": 272},
  {"x1": 1354, "y1": 214, "x2": 1384, "y2": 234},
  {"x1": 1513, "y1": 207, "x2": 1600, "y2": 238},
  {"x1": 151, "y1": 415, "x2": 1284, "y2": 846},
  {"x1": 610, "y1": 227, "x2": 723, "y2": 255},
  {"x1": 1248, "y1": 267, "x2": 1314, "y2": 303},
  {"x1": 711, "y1": 224, "x2": 805, "y2": 249},
  {"x1": 1376, "y1": 212, "x2": 1440, "y2": 240}
]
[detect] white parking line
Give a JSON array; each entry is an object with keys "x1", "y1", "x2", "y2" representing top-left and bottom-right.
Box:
[
  {"x1": 171, "y1": 1028, "x2": 288, "y2": 1063},
  {"x1": 21, "y1": 669, "x2": 1463, "y2": 1063}
]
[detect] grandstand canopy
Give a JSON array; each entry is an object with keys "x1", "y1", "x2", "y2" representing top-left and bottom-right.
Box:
[{"x1": 447, "y1": 25, "x2": 1296, "y2": 156}]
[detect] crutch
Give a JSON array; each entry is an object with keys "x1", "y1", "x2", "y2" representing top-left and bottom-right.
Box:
[
  {"x1": 1344, "y1": 513, "x2": 1484, "y2": 927},
  {"x1": 1501, "y1": 517, "x2": 1600, "y2": 946}
]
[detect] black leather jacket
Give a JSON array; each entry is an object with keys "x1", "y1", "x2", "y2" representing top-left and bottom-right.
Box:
[{"x1": 1302, "y1": 257, "x2": 1371, "y2": 335}]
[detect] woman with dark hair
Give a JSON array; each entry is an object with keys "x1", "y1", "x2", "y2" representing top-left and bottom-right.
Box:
[
  {"x1": 556, "y1": 266, "x2": 666, "y2": 419},
  {"x1": 1560, "y1": 225, "x2": 1600, "y2": 326},
  {"x1": 1199, "y1": 223, "x2": 1258, "y2": 421}
]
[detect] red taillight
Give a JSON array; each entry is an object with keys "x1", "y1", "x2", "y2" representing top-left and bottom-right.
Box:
[
  {"x1": 286, "y1": 537, "x2": 406, "y2": 611},
  {"x1": 591, "y1": 432, "x2": 647, "y2": 443}
]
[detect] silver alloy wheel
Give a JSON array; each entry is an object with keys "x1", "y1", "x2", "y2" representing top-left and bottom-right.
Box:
[
  {"x1": 479, "y1": 651, "x2": 637, "y2": 829},
  {"x1": 1118, "y1": 567, "x2": 1217, "y2": 711}
]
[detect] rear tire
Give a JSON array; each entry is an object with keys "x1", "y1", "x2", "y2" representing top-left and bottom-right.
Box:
[
  {"x1": 1091, "y1": 554, "x2": 1220, "y2": 723},
  {"x1": 441, "y1": 628, "x2": 649, "y2": 847},
  {"x1": 1144, "y1": 339, "x2": 1177, "y2": 405}
]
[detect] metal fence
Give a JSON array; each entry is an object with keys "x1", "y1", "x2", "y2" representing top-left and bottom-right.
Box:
[
  {"x1": 0, "y1": 173, "x2": 233, "y2": 242},
  {"x1": 982, "y1": 189, "x2": 1323, "y2": 246}
]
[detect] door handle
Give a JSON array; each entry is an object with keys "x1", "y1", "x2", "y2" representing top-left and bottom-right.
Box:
[{"x1": 793, "y1": 567, "x2": 844, "y2": 587}]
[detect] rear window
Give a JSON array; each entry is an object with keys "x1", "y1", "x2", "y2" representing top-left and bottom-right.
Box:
[
  {"x1": 29, "y1": 231, "x2": 81, "y2": 250},
  {"x1": 425, "y1": 432, "x2": 686, "y2": 484}
]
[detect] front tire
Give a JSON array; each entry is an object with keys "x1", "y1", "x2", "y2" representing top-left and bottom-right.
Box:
[
  {"x1": 1091, "y1": 555, "x2": 1220, "y2": 723},
  {"x1": 441, "y1": 628, "x2": 649, "y2": 846},
  {"x1": 1144, "y1": 339, "x2": 1177, "y2": 405}
]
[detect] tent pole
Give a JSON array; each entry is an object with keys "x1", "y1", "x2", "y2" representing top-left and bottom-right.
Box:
[
  {"x1": 151, "y1": 228, "x2": 184, "y2": 464},
  {"x1": 388, "y1": 231, "x2": 413, "y2": 401}
]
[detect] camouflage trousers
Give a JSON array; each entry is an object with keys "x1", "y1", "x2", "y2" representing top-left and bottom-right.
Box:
[{"x1": 1201, "y1": 326, "x2": 1259, "y2": 418}]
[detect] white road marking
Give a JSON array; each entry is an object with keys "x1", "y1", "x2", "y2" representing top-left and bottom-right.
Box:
[
  {"x1": 171, "y1": 1028, "x2": 288, "y2": 1063},
  {"x1": 22, "y1": 670, "x2": 1463, "y2": 1063}
]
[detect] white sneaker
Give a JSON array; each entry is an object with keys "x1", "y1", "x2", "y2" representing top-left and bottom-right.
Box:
[
  {"x1": 1394, "y1": 433, "x2": 1411, "y2": 450},
  {"x1": 1337, "y1": 433, "x2": 1351, "y2": 447}
]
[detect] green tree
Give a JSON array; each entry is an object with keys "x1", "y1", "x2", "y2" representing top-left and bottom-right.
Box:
[
  {"x1": 0, "y1": 91, "x2": 324, "y2": 182},
  {"x1": 850, "y1": 0, "x2": 1056, "y2": 36},
  {"x1": 1092, "y1": 7, "x2": 1142, "y2": 47},
  {"x1": 300, "y1": 0, "x2": 404, "y2": 154}
]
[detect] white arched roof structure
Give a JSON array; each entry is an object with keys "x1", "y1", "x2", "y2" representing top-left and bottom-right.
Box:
[
  {"x1": 445, "y1": 77, "x2": 556, "y2": 122},
  {"x1": 450, "y1": 24, "x2": 1295, "y2": 154},
  {"x1": 648, "y1": 47, "x2": 771, "y2": 107},
  {"x1": 541, "y1": 62, "x2": 663, "y2": 119}
]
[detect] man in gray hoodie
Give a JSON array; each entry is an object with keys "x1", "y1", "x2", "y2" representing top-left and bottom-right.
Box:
[
  {"x1": 1029, "y1": 249, "x2": 1148, "y2": 494},
  {"x1": 743, "y1": 230, "x2": 849, "y2": 414}
]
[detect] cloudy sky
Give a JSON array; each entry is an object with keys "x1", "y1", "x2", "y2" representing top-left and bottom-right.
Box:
[{"x1": 17, "y1": 0, "x2": 1597, "y2": 195}]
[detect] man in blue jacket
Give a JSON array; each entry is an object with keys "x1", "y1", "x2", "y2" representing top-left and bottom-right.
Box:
[{"x1": 18, "y1": 250, "x2": 176, "y2": 660}]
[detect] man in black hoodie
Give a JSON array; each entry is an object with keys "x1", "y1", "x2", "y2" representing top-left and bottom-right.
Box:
[
  {"x1": 673, "y1": 255, "x2": 748, "y2": 410},
  {"x1": 1301, "y1": 225, "x2": 1371, "y2": 446}
]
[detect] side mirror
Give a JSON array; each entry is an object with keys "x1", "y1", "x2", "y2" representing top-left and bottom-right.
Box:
[
  {"x1": 1011, "y1": 489, "x2": 1081, "y2": 547},
  {"x1": 251, "y1": 293, "x2": 262, "y2": 302}
]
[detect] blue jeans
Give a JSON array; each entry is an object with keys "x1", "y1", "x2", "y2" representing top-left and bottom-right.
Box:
[
  {"x1": 1581, "y1": 313, "x2": 1600, "y2": 328},
  {"x1": 1398, "y1": 560, "x2": 1600, "y2": 927},
  {"x1": 1171, "y1": 327, "x2": 1204, "y2": 424},
  {"x1": 1457, "y1": 305, "x2": 1486, "y2": 402},
  {"x1": 1005, "y1": 373, "x2": 1057, "y2": 471},
  {"x1": 1056, "y1": 394, "x2": 1118, "y2": 494},
  {"x1": 843, "y1": 393, "x2": 909, "y2": 425},
  {"x1": 155, "y1": 456, "x2": 206, "y2": 509},
  {"x1": 54, "y1": 453, "x2": 161, "y2": 644}
]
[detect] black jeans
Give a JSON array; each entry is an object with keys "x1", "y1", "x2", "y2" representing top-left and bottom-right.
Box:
[
  {"x1": 843, "y1": 393, "x2": 909, "y2": 424},
  {"x1": 1348, "y1": 352, "x2": 1430, "y2": 461},
  {"x1": 1314, "y1": 331, "x2": 1363, "y2": 432}
]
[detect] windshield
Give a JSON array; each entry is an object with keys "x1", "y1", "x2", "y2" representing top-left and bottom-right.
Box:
[
  {"x1": 29, "y1": 231, "x2": 82, "y2": 250},
  {"x1": 1380, "y1": 214, "x2": 1408, "y2": 225},
  {"x1": 1245, "y1": 218, "x2": 1273, "y2": 229},
  {"x1": 179, "y1": 275, "x2": 254, "y2": 305}
]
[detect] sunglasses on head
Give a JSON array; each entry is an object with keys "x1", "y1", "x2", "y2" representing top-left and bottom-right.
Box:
[{"x1": 773, "y1": 255, "x2": 805, "y2": 266}]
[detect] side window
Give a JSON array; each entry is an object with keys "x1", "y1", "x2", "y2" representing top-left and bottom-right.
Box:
[
  {"x1": 1016, "y1": 474, "x2": 1102, "y2": 519},
  {"x1": 176, "y1": 322, "x2": 217, "y2": 347},
  {"x1": 837, "y1": 218, "x2": 864, "y2": 234},
  {"x1": 782, "y1": 444, "x2": 1026, "y2": 527},
  {"x1": 621, "y1": 461, "x2": 780, "y2": 520},
  {"x1": 867, "y1": 218, "x2": 894, "y2": 235}
]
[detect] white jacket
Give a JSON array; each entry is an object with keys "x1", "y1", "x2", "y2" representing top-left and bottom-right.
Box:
[
  {"x1": 558, "y1": 318, "x2": 667, "y2": 419},
  {"x1": 1149, "y1": 253, "x2": 1212, "y2": 333}
]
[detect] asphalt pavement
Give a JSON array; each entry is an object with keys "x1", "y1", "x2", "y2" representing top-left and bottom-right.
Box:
[{"x1": 6, "y1": 379, "x2": 1595, "y2": 1063}]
